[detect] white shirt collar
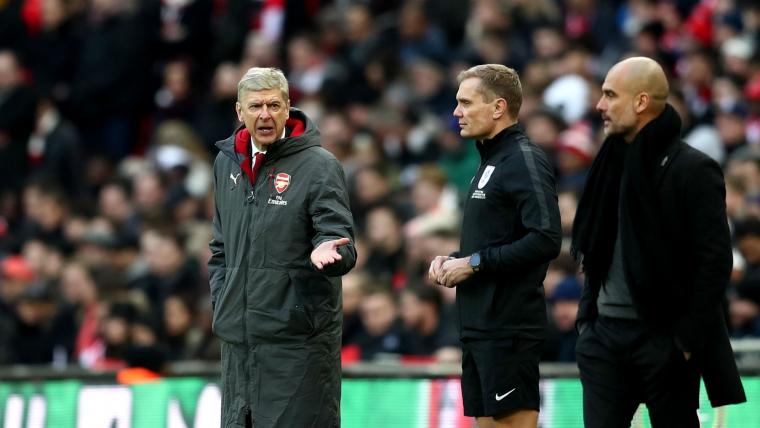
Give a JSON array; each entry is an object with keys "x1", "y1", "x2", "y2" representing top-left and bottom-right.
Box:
[
  {"x1": 250, "y1": 127, "x2": 286, "y2": 155},
  {"x1": 251, "y1": 137, "x2": 266, "y2": 156}
]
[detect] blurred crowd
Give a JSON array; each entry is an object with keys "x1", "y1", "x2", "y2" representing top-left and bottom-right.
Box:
[{"x1": 0, "y1": 0, "x2": 759, "y2": 372}]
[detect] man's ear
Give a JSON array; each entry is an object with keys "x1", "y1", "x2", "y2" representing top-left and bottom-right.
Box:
[
  {"x1": 235, "y1": 101, "x2": 243, "y2": 122},
  {"x1": 493, "y1": 98, "x2": 508, "y2": 120},
  {"x1": 635, "y1": 92, "x2": 650, "y2": 114}
]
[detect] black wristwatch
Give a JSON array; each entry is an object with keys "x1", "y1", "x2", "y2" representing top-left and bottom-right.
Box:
[{"x1": 469, "y1": 252, "x2": 482, "y2": 272}]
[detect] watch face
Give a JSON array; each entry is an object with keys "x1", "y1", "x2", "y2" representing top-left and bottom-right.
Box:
[{"x1": 470, "y1": 253, "x2": 480, "y2": 269}]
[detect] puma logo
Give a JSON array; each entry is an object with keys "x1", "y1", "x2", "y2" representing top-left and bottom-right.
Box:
[{"x1": 230, "y1": 173, "x2": 241, "y2": 187}]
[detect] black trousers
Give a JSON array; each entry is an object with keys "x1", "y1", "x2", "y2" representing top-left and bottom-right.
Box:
[{"x1": 576, "y1": 316, "x2": 700, "y2": 428}]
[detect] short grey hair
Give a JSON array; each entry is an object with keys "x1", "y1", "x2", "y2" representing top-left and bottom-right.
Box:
[{"x1": 237, "y1": 67, "x2": 289, "y2": 101}]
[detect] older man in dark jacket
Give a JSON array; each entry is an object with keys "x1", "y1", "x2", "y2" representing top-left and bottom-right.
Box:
[
  {"x1": 572, "y1": 56, "x2": 745, "y2": 427},
  {"x1": 208, "y1": 67, "x2": 356, "y2": 428}
]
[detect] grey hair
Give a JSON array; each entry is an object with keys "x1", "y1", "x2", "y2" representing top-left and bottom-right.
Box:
[{"x1": 237, "y1": 67, "x2": 289, "y2": 101}]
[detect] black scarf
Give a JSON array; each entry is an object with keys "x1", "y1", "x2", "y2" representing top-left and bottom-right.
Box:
[{"x1": 572, "y1": 104, "x2": 682, "y2": 291}]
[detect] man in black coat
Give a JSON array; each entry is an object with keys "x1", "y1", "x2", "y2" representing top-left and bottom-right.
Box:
[{"x1": 572, "y1": 56, "x2": 746, "y2": 427}]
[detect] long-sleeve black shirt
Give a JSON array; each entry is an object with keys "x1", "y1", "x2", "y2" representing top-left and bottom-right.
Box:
[{"x1": 456, "y1": 124, "x2": 561, "y2": 340}]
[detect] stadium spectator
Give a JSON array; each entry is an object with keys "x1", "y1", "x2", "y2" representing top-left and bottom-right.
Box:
[
  {"x1": 21, "y1": 238, "x2": 64, "y2": 283},
  {"x1": 133, "y1": 224, "x2": 202, "y2": 315},
  {"x1": 670, "y1": 88, "x2": 726, "y2": 165},
  {"x1": 285, "y1": 33, "x2": 330, "y2": 102},
  {"x1": 557, "y1": 191, "x2": 580, "y2": 238},
  {"x1": 161, "y1": 294, "x2": 205, "y2": 361},
  {"x1": 195, "y1": 62, "x2": 241, "y2": 155},
  {"x1": 319, "y1": 110, "x2": 356, "y2": 165},
  {"x1": 66, "y1": 0, "x2": 152, "y2": 160},
  {"x1": 17, "y1": 179, "x2": 71, "y2": 252},
  {"x1": 555, "y1": 123, "x2": 594, "y2": 192},
  {"x1": 399, "y1": 284, "x2": 459, "y2": 362},
  {"x1": 341, "y1": 270, "x2": 369, "y2": 346},
  {"x1": 188, "y1": 296, "x2": 221, "y2": 361},
  {"x1": 59, "y1": 261, "x2": 103, "y2": 366},
  {"x1": 716, "y1": 102, "x2": 750, "y2": 154},
  {"x1": 26, "y1": 98, "x2": 85, "y2": 199},
  {"x1": 732, "y1": 218, "x2": 760, "y2": 337},
  {"x1": 131, "y1": 169, "x2": 169, "y2": 221},
  {"x1": 0, "y1": 49, "x2": 37, "y2": 193},
  {"x1": 363, "y1": 204, "x2": 406, "y2": 287},
  {"x1": 93, "y1": 301, "x2": 139, "y2": 370},
  {"x1": 0, "y1": 255, "x2": 36, "y2": 364},
  {"x1": 153, "y1": 59, "x2": 198, "y2": 125},
  {"x1": 349, "y1": 165, "x2": 396, "y2": 230},
  {"x1": 524, "y1": 108, "x2": 566, "y2": 165},
  {"x1": 11, "y1": 280, "x2": 72, "y2": 364},
  {"x1": 354, "y1": 286, "x2": 411, "y2": 360},
  {"x1": 434, "y1": 118, "x2": 480, "y2": 199},
  {"x1": 543, "y1": 276, "x2": 582, "y2": 363}
]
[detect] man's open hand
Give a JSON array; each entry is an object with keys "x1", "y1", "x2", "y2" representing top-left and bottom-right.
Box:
[{"x1": 311, "y1": 238, "x2": 350, "y2": 269}]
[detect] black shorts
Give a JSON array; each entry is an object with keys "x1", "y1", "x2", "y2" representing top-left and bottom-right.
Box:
[{"x1": 460, "y1": 338, "x2": 543, "y2": 417}]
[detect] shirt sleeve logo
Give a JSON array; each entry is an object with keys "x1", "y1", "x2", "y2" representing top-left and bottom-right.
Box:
[{"x1": 478, "y1": 165, "x2": 495, "y2": 189}]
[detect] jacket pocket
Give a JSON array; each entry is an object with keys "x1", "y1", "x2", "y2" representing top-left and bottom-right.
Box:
[
  {"x1": 248, "y1": 307, "x2": 314, "y2": 342},
  {"x1": 288, "y1": 271, "x2": 341, "y2": 334},
  {"x1": 246, "y1": 268, "x2": 314, "y2": 343},
  {"x1": 289, "y1": 271, "x2": 339, "y2": 311},
  {"x1": 212, "y1": 267, "x2": 246, "y2": 344}
]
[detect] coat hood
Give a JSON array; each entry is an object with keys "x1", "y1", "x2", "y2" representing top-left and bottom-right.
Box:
[
  {"x1": 215, "y1": 108, "x2": 320, "y2": 163},
  {"x1": 214, "y1": 108, "x2": 320, "y2": 185}
]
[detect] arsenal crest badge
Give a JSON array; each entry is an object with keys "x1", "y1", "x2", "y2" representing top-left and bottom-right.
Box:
[{"x1": 274, "y1": 173, "x2": 291, "y2": 193}]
